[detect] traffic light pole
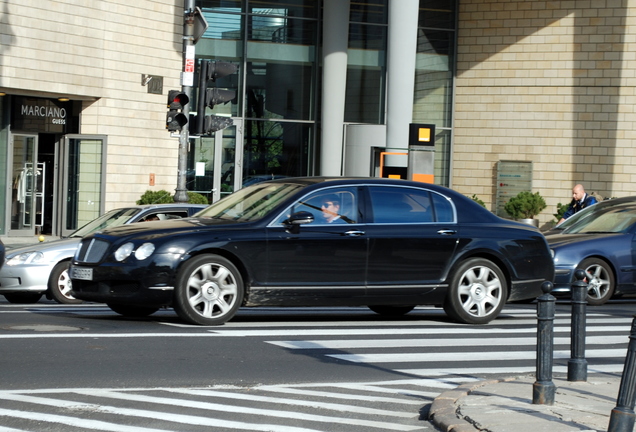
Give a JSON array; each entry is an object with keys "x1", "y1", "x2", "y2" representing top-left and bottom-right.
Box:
[{"x1": 174, "y1": 0, "x2": 197, "y2": 203}]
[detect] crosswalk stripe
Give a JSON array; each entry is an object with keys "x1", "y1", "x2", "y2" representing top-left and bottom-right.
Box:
[
  {"x1": 0, "y1": 407, "x2": 168, "y2": 432},
  {"x1": 0, "y1": 322, "x2": 629, "y2": 340},
  {"x1": 71, "y1": 390, "x2": 420, "y2": 431},
  {"x1": 251, "y1": 386, "x2": 427, "y2": 404},
  {"x1": 398, "y1": 364, "x2": 625, "y2": 376},
  {"x1": 327, "y1": 348, "x2": 627, "y2": 363},
  {"x1": 268, "y1": 335, "x2": 628, "y2": 350},
  {"x1": 202, "y1": 321, "x2": 631, "y2": 337},
  {"x1": 0, "y1": 393, "x2": 341, "y2": 432},
  {"x1": 163, "y1": 388, "x2": 415, "y2": 417}
]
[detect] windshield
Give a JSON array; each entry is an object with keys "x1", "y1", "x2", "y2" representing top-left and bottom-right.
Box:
[
  {"x1": 70, "y1": 208, "x2": 141, "y2": 238},
  {"x1": 564, "y1": 204, "x2": 636, "y2": 234},
  {"x1": 196, "y1": 182, "x2": 304, "y2": 222},
  {"x1": 555, "y1": 204, "x2": 597, "y2": 231}
]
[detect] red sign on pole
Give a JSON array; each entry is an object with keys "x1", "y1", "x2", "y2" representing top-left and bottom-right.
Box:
[{"x1": 185, "y1": 58, "x2": 195, "y2": 73}]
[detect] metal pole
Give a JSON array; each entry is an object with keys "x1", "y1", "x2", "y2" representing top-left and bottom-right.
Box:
[
  {"x1": 568, "y1": 269, "x2": 588, "y2": 381},
  {"x1": 608, "y1": 316, "x2": 636, "y2": 432},
  {"x1": 174, "y1": 0, "x2": 196, "y2": 203},
  {"x1": 533, "y1": 281, "x2": 556, "y2": 405}
]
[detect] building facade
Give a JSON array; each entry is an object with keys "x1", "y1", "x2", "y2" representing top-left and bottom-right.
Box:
[{"x1": 0, "y1": 0, "x2": 632, "y2": 239}]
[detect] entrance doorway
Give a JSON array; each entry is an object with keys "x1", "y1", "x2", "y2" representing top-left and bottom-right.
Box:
[
  {"x1": 9, "y1": 134, "x2": 40, "y2": 236},
  {"x1": 6, "y1": 133, "x2": 106, "y2": 237}
]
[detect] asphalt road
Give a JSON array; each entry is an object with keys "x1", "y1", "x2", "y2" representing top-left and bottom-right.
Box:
[{"x1": 0, "y1": 298, "x2": 633, "y2": 431}]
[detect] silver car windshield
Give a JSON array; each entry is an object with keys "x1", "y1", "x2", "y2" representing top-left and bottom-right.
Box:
[
  {"x1": 564, "y1": 205, "x2": 636, "y2": 234},
  {"x1": 196, "y1": 182, "x2": 304, "y2": 222},
  {"x1": 70, "y1": 208, "x2": 141, "y2": 238}
]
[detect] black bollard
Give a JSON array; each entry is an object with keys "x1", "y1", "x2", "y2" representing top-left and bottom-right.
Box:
[
  {"x1": 533, "y1": 281, "x2": 556, "y2": 405},
  {"x1": 568, "y1": 269, "x2": 588, "y2": 382},
  {"x1": 608, "y1": 316, "x2": 636, "y2": 432}
]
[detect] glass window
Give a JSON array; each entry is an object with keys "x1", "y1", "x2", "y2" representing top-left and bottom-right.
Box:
[
  {"x1": 198, "y1": 181, "x2": 304, "y2": 222},
  {"x1": 345, "y1": 24, "x2": 387, "y2": 124},
  {"x1": 431, "y1": 192, "x2": 454, "y2": 222},
  {"x1": 275, "y1": 187, "x2": 359, "y2": 225},
  {"x1": 201, "y1": 7, "x2": 243, "y2": 40},
  {"x1": 245, "y1": 15, "x2": 318, "y2": 121},
  {"x1": 248, "y1": 1, "x2": 318, "y2": 19},
  {"x1": 350, "y1": 0, "x2": 388, "y2": 24},
  {"x1": 413, "y1": 29, "x2": 454, "y2": 128},
  {"x1": 200, "y1": 0, "x2": 243, "y2": 11},
  {"x1": 368, "y1": 187, "x2": 434, "y2": 224},
  {"x1": 418, "y1": 0, "x2": 456, "y2": 29},
  {"x1": 243, "y1": 121, "x2": 312, "y2": 181},
  {"x1": 433, "y1": 129, "x2": 451, "y2": 188}
]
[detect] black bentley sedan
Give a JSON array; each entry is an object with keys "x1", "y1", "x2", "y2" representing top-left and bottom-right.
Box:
[{"x1": 69, "y1": 177, "x2": 554, "y2": 325}]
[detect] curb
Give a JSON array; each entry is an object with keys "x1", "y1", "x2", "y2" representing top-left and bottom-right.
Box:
[{"x1": 428, "y1": 377, "x2": 518, "y2": 432}]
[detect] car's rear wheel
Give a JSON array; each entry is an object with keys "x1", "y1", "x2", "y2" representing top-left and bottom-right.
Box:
[
  {"x1": 173, "y1": 254, "x2": 243, "y2": 326},
  {"x1": 107, "y1": 304, "x2": 159, "y2": 317},
  {"x1": 3, "y1": 292, "x2": 43, "y2": 304},
  {"x1": 48, "y1": 261, "x2": 82, "y2": 304},
  {"x1": 578, "y1": 258, "x2": 615, "y2": 305},
  {"x1": 368, "y1": 305, "x2": 415, "y2": 316},
  {"x1": 444, "y1": 258, "x2": 507, "y2": 324}
]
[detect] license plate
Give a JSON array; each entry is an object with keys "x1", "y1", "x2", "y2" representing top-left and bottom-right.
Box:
[{"x1": 71, "y1": 267, "x2": 93, "y2": 281}]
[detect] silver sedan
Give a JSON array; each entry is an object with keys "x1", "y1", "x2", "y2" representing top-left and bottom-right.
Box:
[{"x1": 0, "y1": 204, "x2": 207, "y2": 304}]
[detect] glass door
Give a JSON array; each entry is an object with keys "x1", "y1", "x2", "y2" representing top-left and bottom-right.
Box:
[
  {"x1": 58, "y1": 135, "x2": 107, "y2": 237},
  {"x1": 189, "y1": 121, "x2": 242, "y2": 204},
  {"x1": 212, "y1": 122, "x2": 242, "y2": 203},
  {"x1": 8, "y1": 134, "x2": 39, "y2": 236}
]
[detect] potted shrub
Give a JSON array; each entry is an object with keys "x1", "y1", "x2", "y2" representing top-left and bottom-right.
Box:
[{"x1": 504, "y1": 191, "x2": 547, "y2": 227}]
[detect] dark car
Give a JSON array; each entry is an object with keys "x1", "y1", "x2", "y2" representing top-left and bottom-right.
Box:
[
  {"x1": 69, "y1": 177, "x2": 554, "y2": 325},
  {"x1": 0, "y1": 204, "x2": 207, "y2": 304},
  {"x1": 0, "y1": 239, "x2": 4, "y2": 272},
  {"x1": 546, "y1": 196, "x2": 636, "y2": 305}
]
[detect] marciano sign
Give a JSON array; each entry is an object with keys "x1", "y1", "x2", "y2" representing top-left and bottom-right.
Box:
[
  {"x1": 20, "y1": 104, "x2": 67, "y2": 125},
  {"x1": 12, "y1": 96, "x2": 70, "y2": 133}
]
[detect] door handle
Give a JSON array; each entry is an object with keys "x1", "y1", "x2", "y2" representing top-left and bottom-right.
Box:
[
  {"x1": 344, "y1": 230, "x2": 365, "y2": 237},
  {"x1": 437, "y1": 229, "x2": 457, "y2": 236}
]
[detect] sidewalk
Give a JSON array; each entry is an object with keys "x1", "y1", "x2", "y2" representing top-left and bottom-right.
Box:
[{"x1": 429, "y1": 374, "x2": 625, "y2": 432}]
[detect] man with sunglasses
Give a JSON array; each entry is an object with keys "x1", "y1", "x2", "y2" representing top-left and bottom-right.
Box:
[{"x1": 320, "y1": 194, "x2": 348, "y2": 224}]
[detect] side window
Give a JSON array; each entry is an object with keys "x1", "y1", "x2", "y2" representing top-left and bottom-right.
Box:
[
  {"x1": 368, "y1": 186, "x2": 434, "y2": 223},
  {"x1": 276, "y1": 188, "x2": 359, "y2": 225},
  {"x1": 138, "y1": 211, "x2": 188, "y2": 222},
  {"x1": 431, "y1": 193, "x2": 454, "y2": 222}
]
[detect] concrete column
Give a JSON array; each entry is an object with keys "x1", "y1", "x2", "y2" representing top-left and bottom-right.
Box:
[
  {"x1": 386, "y1": 0, "x2": 419, "y2": 149},
  {"x1": 320, "y1": 0, "x2": 350, "y2": 176}
]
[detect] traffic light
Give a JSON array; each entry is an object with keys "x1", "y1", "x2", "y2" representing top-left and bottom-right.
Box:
[
  {"x1": 166, "y1": 90, "x2": 189, "y2": 132},
  {"x1": 195, "y1": 60, "x2": 238, "y2": 135}
]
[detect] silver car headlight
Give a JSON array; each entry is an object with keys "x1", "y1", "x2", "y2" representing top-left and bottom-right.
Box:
[
  {"x1": 134, "y1": 243, "x2": 155, "y2": 261},
  {"x1": 6, "y1": 251, "x2": 45, "y2": 266},
  {"x1": 114, "y1": 243, "x2": 134, "y2": 262}
]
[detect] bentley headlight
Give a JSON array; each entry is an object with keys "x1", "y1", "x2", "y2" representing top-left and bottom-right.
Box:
[
  {"x1": 6, "y1": 251, "x2": 45, "y2": 266},
  {"x1": 114, "y1": 243, "x2": 134, "y2": 262},
  {"x1": 134, "y1": 243, "x2": 155, "y2": 261}
]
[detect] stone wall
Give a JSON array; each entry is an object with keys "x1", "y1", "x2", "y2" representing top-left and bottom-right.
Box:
[
  {"x1": 454, "y1": 0, "x2": 636, "y2": 227},
  {"x1": 0, "y1": 0, "x2": 184, "y2": 209}
]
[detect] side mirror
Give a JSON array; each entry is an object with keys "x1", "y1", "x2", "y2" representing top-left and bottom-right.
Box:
[{"x1": 284, "y1": 211, "x2": 314, "y2": 226}]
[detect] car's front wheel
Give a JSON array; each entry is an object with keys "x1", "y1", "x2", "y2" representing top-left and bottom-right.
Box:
[
  {"x1": 48, "y1": 261, "x2": 82, "y2": 304},
  {"x1": 578, "y1": 258, "x2": 615, "y2": 305},
  {"x1": 444, "y1": 258, "x2": 507, "y2": 324},
  {"x1": 173, "y1": 254, "x2": 244, "y2": 325},
  {"x1": 3, "y1": 292, "x2": 43, "y2": 304}
]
